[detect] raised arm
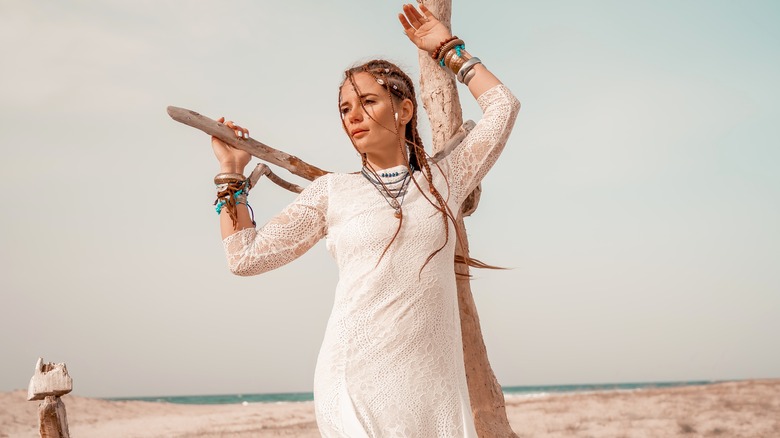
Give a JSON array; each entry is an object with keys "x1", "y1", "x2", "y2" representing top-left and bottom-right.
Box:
[
  {"x1": 399, "y1": 4, "x2": 500, "y2": 97},
  {"x1": 446, "y1": 85, "x2": 519, "y2": 203},
  {"x1": 399, "y1": 4, "x2": 521, "y2": 203}
]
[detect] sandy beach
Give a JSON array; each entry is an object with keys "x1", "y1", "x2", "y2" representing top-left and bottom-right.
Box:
[{"x1": 1, "y1": 380, "x2": 778, "y2": 437}]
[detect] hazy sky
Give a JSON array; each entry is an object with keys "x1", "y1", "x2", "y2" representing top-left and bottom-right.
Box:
[{"x1": 1, "y1": 1, "x2": 778, "y2": 398}]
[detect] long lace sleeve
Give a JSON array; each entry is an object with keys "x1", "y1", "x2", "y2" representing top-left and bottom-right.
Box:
[
  {"x1": 222, "y1": 174, "x2": 330, "y2": 276},
  {"x1": 446, "y1": 84, "x2": 520, "y2": 204}
]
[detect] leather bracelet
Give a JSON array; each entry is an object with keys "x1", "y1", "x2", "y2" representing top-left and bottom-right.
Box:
[
  {"x1": 441, "y1": 50, "x2": 458, "y2": 72},
  {"x1": 447, "y1": 52, "x2": 470, "y2": 75},
  {"x1": 214, "y1": 173, "x2": 246, "y2": 184}
]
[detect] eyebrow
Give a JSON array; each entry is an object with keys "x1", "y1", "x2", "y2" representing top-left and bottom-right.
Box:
[{"x1": 340, "y1": 93, "x2": 380, "y2": 108}]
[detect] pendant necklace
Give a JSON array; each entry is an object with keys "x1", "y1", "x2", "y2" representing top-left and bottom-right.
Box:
[{"x1": 361, "y1": 167, "x2": 412, "y2": 219}]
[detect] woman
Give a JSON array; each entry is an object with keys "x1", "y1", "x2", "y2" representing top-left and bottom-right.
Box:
[{"x1": 210, "y1": 4, "x2": 520, "y2": 437}]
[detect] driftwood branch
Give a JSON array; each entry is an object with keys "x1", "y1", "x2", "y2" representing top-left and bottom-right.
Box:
[
  {"x1": 167, "y1": 106, "x2": 329, "y2": 183},
  {"x1": 168, "y1": 106, "x2": 473, "y2": 197},
  {"x1": 248, "y1": 163, "x2": 304, "y2": 194}
]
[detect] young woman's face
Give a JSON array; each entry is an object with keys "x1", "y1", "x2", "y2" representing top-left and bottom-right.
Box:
[{"x1": 339, "y1": 72, "x2": 401, "y2": 157}]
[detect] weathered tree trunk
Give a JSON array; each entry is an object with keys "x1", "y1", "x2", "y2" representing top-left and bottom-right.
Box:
[{"x1": 418, "y1": 1, "x2": 517, "y2": 436}]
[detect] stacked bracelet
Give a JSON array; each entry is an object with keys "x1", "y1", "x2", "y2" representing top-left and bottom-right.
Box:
[
  {"x1": 214, "y1": 176, "x2": 254, "y2": 227},
  {"x1": 433, "y1": 36, "x2": 483, "y2": 85}
]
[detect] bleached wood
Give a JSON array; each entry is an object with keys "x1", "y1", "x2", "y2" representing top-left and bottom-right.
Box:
[
  {"x1": 28, "y1": 358, "x2": 72, "y2": 401},
  {"x1": 168, "y1": 108, "x2": 469, "y2": 196},
  {"x1": 167, "y1": 106, "x2": 329, "y2": 182},
  {"x1": 248, "y1": 163, "x2": 303, "y2": 194},
  {"x1": 38, "y1": 396, "x2": 70, "y2": 438}
]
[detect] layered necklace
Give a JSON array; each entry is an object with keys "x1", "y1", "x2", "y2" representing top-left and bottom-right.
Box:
[{"x1": 361, "y1": 166, "x2": 412, "y2": 219}]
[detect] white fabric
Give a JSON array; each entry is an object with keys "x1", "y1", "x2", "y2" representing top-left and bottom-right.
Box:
[{"x1": 223, "y1": 84, "x2": 520, "y2": 437}]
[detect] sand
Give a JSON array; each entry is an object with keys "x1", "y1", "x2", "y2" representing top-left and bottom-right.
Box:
[{"x1": 1, "y1": 380, "x2": 778, "y2": 437}]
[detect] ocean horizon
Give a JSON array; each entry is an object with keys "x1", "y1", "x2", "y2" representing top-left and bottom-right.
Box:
[{"x1": 109, "y1": 380, "x2": 720, "y2": 405}]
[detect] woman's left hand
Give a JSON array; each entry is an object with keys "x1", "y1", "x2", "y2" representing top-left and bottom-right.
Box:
[{"x1": 398, "y1": 4, "x2": 452, "y2": 55}]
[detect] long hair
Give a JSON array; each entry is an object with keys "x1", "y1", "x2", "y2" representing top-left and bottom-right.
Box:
[{"x1": 339, "y1": 59, "x2": 498, "y2": 274}]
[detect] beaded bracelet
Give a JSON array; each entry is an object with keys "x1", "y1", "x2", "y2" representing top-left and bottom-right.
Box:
[{"x1": 431, "y1": 35, "x2": 459, "y2": 60}]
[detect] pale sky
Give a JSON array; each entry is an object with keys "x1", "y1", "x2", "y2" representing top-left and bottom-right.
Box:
[{"x1": 1, "y1": 1, "x2": 778, "y2": 398}]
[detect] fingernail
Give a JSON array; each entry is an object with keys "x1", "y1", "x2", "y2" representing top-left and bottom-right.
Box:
[{"x1": 243, "y1": 132, "x2": 248, "y2": 139}]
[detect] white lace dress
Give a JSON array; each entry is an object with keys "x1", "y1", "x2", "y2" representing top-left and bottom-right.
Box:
[{"x1": 223, "y1": 84, "x2": 520, "y2": 437}]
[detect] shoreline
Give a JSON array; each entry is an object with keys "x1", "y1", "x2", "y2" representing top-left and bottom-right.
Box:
[
  {"x1": 105, "y1": 379, "x2": 724, "y2": 405},
  {"x1": 2, "y1": 379, "x2": 778, "y2": 437}
]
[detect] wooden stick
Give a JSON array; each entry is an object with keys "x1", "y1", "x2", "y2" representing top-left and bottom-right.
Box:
[
  {"x1": 168, "y1": 105, "x2": 472, "y2": 198},
  {"x1": 167, "y1": 106, "x2": 329, "y2": 182},
  {"x1": 248, "y1": 163, "x2": 304, "y2": 194}
]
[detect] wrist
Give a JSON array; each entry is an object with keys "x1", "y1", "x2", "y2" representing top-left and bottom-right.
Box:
[
  {"x1": 219, "y1": 163, "x2": 245, "y2": 174},
  {"x1": 431, "y1": 35, "x2": 459, "y2": 61}
]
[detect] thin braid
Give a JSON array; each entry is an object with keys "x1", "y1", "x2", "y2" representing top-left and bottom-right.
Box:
[{"x1": 390, "y1": 66, "x2": 494, "y2": 273}]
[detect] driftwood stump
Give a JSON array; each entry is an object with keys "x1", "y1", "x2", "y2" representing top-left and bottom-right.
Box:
[
  {"x1": 28, "y1": 358, "x2": 72, "y2": 438},
  {"x1": 417, "y1": 0, "x2": 517, "y2": 435}
]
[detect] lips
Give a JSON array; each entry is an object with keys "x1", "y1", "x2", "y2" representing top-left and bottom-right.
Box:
[{"x1": 351, "y1": 128, "x2": 368, "y2": 137}]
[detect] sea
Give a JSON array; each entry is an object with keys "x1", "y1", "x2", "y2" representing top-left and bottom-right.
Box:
[{"x1": 109, "y1": 380, "x2": 718, "y2": 405}]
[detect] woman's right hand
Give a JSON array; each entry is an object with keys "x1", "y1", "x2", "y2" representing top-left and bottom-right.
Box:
[
  {"x1": 398, "y1": 4, "x2": 451, "y2": 55},
  {"x1": 212, "y1": 116, "x2": 252, "y2": 174}
]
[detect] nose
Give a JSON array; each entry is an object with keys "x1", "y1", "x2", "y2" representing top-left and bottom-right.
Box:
[{"x1": 346, "y1": 105, "x2": 364, "y2": 123}]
